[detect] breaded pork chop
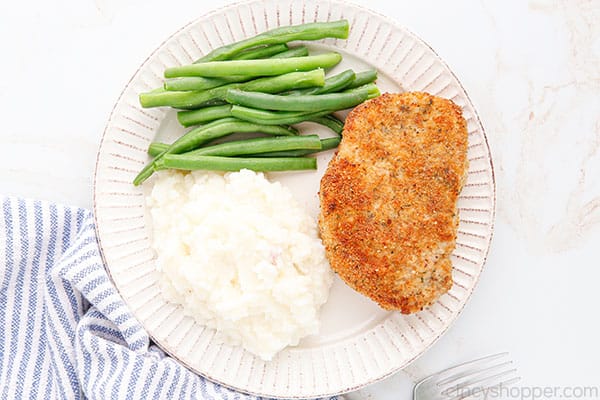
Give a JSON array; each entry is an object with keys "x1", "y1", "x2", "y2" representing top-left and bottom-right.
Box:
[{"x1": 318, "y1": 92, "x2": 468, "y2": 313}]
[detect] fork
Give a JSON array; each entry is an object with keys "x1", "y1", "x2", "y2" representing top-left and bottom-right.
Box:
[{"x1": 413, "y1": 352, "x2": 520, "y2": 400}]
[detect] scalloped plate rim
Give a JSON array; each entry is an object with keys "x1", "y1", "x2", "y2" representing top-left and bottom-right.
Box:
[{"x1": 93, "y1": 0, "x2": 496, "y2": 397}]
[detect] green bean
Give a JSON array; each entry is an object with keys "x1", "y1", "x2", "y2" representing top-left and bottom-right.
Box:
[
  {"x1": 239, "y1": 70, "x2": 323, "y2": 93},
  {"x1": 316, "y1": 136, "x2": 341, "y2": 151},
  {"x1": 157, "y1": 155, "x2": 317, "y2": 172},
  {"x1": 229, "y1": 105, "x2": 343, "y2": 133},
  {"x1": 164, "y1": 45, "x2": 308, "y2": 91},
  {"x1": 194, "y1": 20, "x2": 349, "y2": 62},
  {"x1": 168, "y1": 118, "x2": 296, "y2": 153},
  {"x1": 347, "y1": 70, "x2": 378, "y2": 89},
  {"x1": 141, "y1": 69, "x2": 325, "y2": 109},
  {"x1": 346, "y1": 82, "x2": 381, "y2": 99},
  {"x1": 308, "y1": 115, "x2": 344, "y2": 135},
  {"x1": 152, "y1": 135, "x2": 321, "y2": 166},
  {"x1": 139, "y1": 88, "x2": 220, "y2": 108},
  {"x1": 165, "y1": 53, "x2": 341, "y2": 78},
  {"x1": 269, "y1": 46, "x2": 309, "y2": 58},
  {"x1": 225, "y1": 87, "x2": 370, "y2": 112},
  {"x1": 230, "y1": 105, "x2": 329, "y2": 125},
  {"x1": 232, "y1": 43, "x2": 289, "y2": 60},
  {"x1": 165, "y1": 68, "x2": 367, "y2": 100},
  {"x1": 148, "y1": 134, "x2": 339, "y2": 158},
  {"x1": 164, "y1": 76, "x2": 249, "y2": 92},
  {"x1": 287, "y1": 69, "x2": 355, "y2": 95},
  {"x1": 229, "y1": 105, "x2": 326, "y2": 125},
  {"x1": 139, "y1": 88, "x2": 218, "y2": 109},
  {"x1": 133, "y1": 118, "x2": 297, "y2": 185},
  {"x1": 177, "y1": 105, "x2": 232, "y2": 127},
  {"x1": 165, "y1": 46, "x2": 309, "y2": 92},
  {"x1": 148, "y1": 142, "x2": 168, "y2": 157},
  {"x1": 248, "y1": 137, "x2": 341, "y2": 157}
]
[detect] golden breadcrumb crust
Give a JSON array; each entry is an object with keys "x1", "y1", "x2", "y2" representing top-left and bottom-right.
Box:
[{"x1": 318, "y1": 92, "x2": 468, "y2": 313}]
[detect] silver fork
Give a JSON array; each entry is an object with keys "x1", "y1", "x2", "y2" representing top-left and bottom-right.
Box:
[{"x1": 413, "y1": 353, "x2": 520, "y2": 400}]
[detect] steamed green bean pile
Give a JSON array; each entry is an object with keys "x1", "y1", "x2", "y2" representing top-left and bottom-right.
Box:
[{"x1": 134, "y1": 20, "x2": 380, "y2": 185}]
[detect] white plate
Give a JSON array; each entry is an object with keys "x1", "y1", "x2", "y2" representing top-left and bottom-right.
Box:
[{"x1": 93, "y1": 0, "x2": 495, "y2": 397}]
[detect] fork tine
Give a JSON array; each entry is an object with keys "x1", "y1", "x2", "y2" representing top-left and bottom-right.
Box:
[
  {"x1": 442, "y1": 367, "x2": 518, "y2": 396},
  {"x1": 437, "y1": 360, "x2": 513, "y2": 387},
  {"x1": 445, "y1": 376, "x2": 521, "y2": 400},
  {"x1": 434, "y1": 353, "x2": 508, "y2": 385}
]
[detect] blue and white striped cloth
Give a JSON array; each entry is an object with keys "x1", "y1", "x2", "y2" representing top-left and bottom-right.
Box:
[{"x1": 0, "y1": 197, "x2": 322, "y2": 399}]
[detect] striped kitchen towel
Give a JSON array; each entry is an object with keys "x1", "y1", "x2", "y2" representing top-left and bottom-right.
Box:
[{"x1": 0, "y1": 197, "x2": 334, "y2": 399}]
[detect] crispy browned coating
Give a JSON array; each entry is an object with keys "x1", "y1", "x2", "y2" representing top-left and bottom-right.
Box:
[{"x1": 318, "y1": 92, "x2": 468, "y2": 313}]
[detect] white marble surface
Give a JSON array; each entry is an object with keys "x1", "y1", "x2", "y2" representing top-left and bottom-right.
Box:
[{"x1": 2, "y1": 0, "x2": 599, "y2": 398}]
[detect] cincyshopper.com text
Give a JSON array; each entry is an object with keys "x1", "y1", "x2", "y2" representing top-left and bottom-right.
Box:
[{"x1": 443, "y1": 384, "x2": 599, "y2": 399}]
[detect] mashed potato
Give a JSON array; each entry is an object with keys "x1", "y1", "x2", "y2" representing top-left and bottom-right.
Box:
[{"x1": 147, "y1": 169, "x2": 333, "y2": 360}]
